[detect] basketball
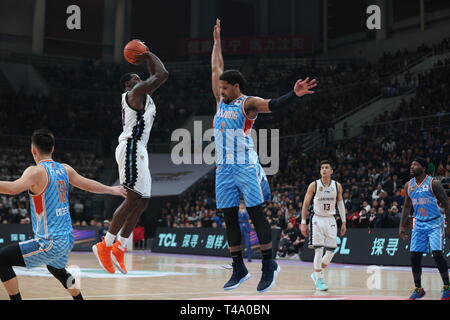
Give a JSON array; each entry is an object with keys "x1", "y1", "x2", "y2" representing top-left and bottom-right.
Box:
[{"x1": 123, "y1": 39, "x2": 148, "y2": 64}]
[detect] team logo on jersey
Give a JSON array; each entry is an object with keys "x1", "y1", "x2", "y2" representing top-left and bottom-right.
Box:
[
  {"x1": 319, "y1": 187, "x2": 323, "y2": 192},
  {"x1": 422, "y1": 185, "x2": 429, "y2": 192},
  {"x1": 410, "y1": 186, "x2": 415, "y2": 192}
]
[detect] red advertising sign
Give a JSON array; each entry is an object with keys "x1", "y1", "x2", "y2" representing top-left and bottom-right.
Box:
[{"x1": 178, "y1": 35, "x2": 312, "y2": 56}]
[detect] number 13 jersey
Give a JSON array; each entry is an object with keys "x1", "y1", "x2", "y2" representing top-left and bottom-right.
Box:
[{"x1": 313, "y1": 179, "x2": 338, "y2": 217}]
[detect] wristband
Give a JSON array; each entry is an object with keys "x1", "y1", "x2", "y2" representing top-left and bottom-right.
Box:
[{"x1": 301, "y1": 219, "x2": 307, "y2": 225}]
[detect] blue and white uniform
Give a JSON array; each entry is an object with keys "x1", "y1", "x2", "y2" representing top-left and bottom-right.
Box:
[
  {"x1": 214, "y1": 95, "x2": 271, "y2": 209},
  {"x1": 19, "y1": 160, "x2": 74, "y2": 269},
  {"x1": 408, "y1": 175, "x2": 445, "y2": 253}
]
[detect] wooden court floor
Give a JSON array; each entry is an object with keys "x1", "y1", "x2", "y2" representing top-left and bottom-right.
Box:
[{"x1": 0, "y1": 251, "x2": 446, "y2": 300}]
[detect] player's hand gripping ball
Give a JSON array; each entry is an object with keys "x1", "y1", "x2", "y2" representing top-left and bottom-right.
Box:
[{"x1": 123, "y1": 39, "x2": 149, "y2": 64}]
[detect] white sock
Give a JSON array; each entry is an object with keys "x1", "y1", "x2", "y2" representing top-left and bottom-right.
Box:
[
  {"x1": 105, "y1": 232, "x2": 116, "y2": 247},
  {"x1": 315, "y1": 271, "x2": 323, "y2": 279},
  {"x1": 117, "y1": 236, "x2": 129, "y2": 250}
]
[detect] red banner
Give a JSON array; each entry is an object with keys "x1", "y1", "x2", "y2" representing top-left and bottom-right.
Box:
[{"x1": 178, "y1": 35, "x2": 312, "y2": 56}]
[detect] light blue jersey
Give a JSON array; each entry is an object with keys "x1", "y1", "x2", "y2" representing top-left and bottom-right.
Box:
[
  {"x1": 408, "y1": 175, "x2": 445, "y2": 253},
  {"x1": 213, "y1": 95, "x2": 259, "y2": 165},
  {"x1": 29, "y1": 160, "x2": 72, "y2": 239},
  {"x1": 19, "y1": 160, "x2": 74, "y2": 269},
  {"x1": 213, "y1": 96, "x2": 271, "y2": 209}
]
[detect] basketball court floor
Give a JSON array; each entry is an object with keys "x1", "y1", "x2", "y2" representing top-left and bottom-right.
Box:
[{"x1": 0, "y1": 251, "x2": 445, "y2": 300}]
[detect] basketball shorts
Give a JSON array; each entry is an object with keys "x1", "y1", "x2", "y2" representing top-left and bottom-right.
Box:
[
  {"x1": 116, "y1": 139, "x2": 151, "y2": 198},
  {"x1": 410, "y1": 219, "x2": 445, "y2": 253},
  {"x1": 19, "y1": 234, "x2": 74, "y2": 269},
  {"x1": 216, "y1": 163, "x2": 271, "y2": 209},
  {"x1": 308, "y1": 214, "x2": 337, "y2": 249}
]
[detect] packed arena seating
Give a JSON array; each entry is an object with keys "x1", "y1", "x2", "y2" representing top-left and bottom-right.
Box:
[
  {"x1": 374, "y1": 56, "x2": 450, "y2": 123},
  {"x1": 160, "y1": 125, "x2": 450, "y2": 235}
]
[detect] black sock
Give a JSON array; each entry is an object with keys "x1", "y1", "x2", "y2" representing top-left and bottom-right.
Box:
[
  {"x1": 261, "y1": 249, "x2": 272, "y2": 261},
  {"x1": 9, "y1": 293, "x2": 22, "y2": 300},
  {"x1": 73, "y1": 293, "x2": 83, "y2": 300},
  {"x1": 231, "y1": 251, "x2": 243, "y2": 264}
]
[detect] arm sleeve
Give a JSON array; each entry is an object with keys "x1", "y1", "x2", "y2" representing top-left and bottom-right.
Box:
[
  {"x1": 268, "y1": 91, "x2": 298, "y2": 112},
  {"x1": 337, "y1": 200, "x2": 346, "y2": 223}
]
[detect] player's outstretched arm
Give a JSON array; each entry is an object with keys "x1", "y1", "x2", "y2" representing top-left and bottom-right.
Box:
[
  {"x1": 432, "y1": 179, "x2": 450, "y2": 236},
  {"x1": 211, "y1": 18, "x2": 224, "y2": 104},
  {"x1": 63, "y1": 164, "x2": 127, "y2": 197},
  {"x1": 399, "y1": 182, "x2": 412, "y2": 239},
  {"x1": 131, "y1": 50, "x2": 169, "y2": 98},
  {"x1": 0, "y1": 166, "x2": 41, "y2": 195},
  {"x1": 300, "y1": 182, "x2": 315, "y2": 237},
  {"x1": 243, "y1": 77, "x2": 318, "y2": 119}
]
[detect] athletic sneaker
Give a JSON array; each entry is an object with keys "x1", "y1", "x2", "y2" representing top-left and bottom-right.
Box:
[
  {"x1": 257, "y1": 260, "x2": 280, "y2": 293},
  {"x1": 111, "y1": 241, "x2": 128, "y2": 274},
  {"x1": 92, "y1": 239, "x2": 115, "y2": 274},
  {"x1": 408, "y1": 287, "x2": 426, "y2": 300},
  {"x1": 441, "y1": 285, "x2": 450, "y2": 300},
  {"x1": 224, "y1": 262, "x2": 251, "y2": 291},
  {"x1": 310, "y1": 273, "x2": 329, "y2": 291}
]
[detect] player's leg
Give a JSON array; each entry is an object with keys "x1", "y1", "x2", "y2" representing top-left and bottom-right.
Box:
[
  {"x1": 217, "y1": 165, "x2": 250, "y2": 290},
  {"x1": 112, "y1": 197, "x2": 149, "y2": 274},
  {"x1": 92, "y1": 189, "x2": 140, "y2": 273},
  {"x1": 47, "y1": 238, "x2": 83, "y2": 300},
  {"x1": 309, "y1": 215, "x2": 329, "y2": 291},
  {"x1": 111, "y1": 148, "x2": 152, "y2": 274},
  {"x1": 46, "y1": 265, "x2": 83, "y2": 300},
  {"x1": 408, "y1": 228, "x2": 428, "y2": 299},
  {"x1": 429, "y1": 226, "x2": 449, "y2": 300},
  {"x1": 0, "y1": 243, "x2": 26, "y2": 300},
  {"x1": 238, "y1": 164, "x2": 279, "y2": 293},
  {"x1": 244, "y1": 230, "x2": 252, "y2": 262}
]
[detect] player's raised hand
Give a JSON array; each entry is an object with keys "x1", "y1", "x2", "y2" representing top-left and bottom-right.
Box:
[
  {"x1": 134, "y1": 51, "x2": 151, "y2": 65},
  {"x1": 213, "y1": 18, "x2": 221, "y2": 41},
  {"x1": 294, "y1": 77, "x2": 318, "y2": 97},
  {"x1": 110, "y1": 185, "x2": 127, "y2": 198}
]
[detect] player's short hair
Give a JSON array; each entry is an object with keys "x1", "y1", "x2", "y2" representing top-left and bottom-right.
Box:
[
  {"x1": 120, "y1": 72, "x2": 135, "y2": 91},
  {"x1": 320, "y1": 160, "x2": 333, "y2": 169},
  {"x1": 32, "y1": 129, "x2": 55, "y2": 154},
  {"x1": 219, "y1": 70, "x2": 246, "y2": 91},
  {"x1": 413, "y1": 156, "x2": 428, "y2": 169}
]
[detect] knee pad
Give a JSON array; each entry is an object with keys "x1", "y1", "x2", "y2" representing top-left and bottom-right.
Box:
[
  {"x1": 47, "y1": 265, "x2": 75, "y2": 289},
  {"x1": 0, "y1": 265, "x2": 16, "y2": 283},
  {"x1": 222, "y1": 207, "x2": 241, "y2": 247},
  {"x1": 247, "y1": 205, "x2": 271, "y2": 245},
  {"x1": 314, "y1": 247, "x2": 323, "y2": 270},
  {"x1": 321, "y1": 249, "x2": 335, "y2": 266}
]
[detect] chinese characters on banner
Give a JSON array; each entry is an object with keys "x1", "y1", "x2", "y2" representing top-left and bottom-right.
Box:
[
  {"x1": 371, "y1": 238, "x2": 399, "y2": 256},
  {"x1": 178, "y1": 35, "x2": 313, "y2": 56}
]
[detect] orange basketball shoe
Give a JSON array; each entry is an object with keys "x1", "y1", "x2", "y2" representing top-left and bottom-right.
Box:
[
  {"x1": 111, "y1": 241, "x2": 128, "y2": 274},
  {"x1": 92, "y1": 239, "x2": 115, "y2": 273}
]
